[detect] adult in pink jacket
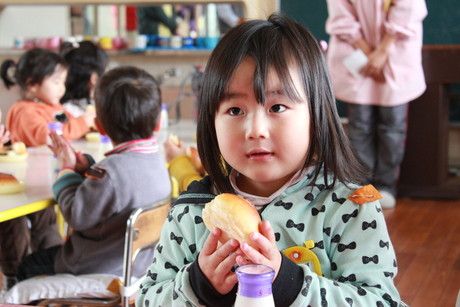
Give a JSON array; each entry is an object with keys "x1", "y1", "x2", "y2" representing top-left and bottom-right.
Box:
[{"x1": 326, "y1": 0, "x2": 427, "y2": 208}]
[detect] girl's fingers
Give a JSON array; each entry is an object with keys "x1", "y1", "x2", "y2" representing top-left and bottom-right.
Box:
[
  {"x1": 259, "y1": 220, "x2": 276, "y2": 243},
  {"x1": 223, "y1": 272, "x2": 238, "y2": 287},
  {"x1": 241, "y1": 241, "x2": 265, "y2": 264},
  {"x1": 201, "y1": 228, "x2": 221, "y2": 256},
  {"x1": 213, "y1": 239, "x2": 239, "y2": 264},
  {"x1": 215, "y1": 251, "x2": 238, "y2": 277},
  {"x1": 236, "y1": 255, "x2": 251, "y2": 266}
]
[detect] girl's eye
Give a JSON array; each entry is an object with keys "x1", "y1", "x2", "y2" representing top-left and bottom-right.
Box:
[
  {"x1": 270, "y1": 104, "x2": 287, "y2": 113},
  {"x1": 228, "y1": 107, "x2": 243, "y2": 116}
]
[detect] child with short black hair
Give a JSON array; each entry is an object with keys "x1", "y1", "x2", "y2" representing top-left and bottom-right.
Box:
[
  {"x1": 60, "y1": 40, "x2": 108, "y2": 117},
  {"x1": 138, "y1": 14, "x2": 402, "y2": 307},
  {"x1": 15, "y1": 66, "x2": 171, "y2": 281},
  {"x1": 1, "y1": 48, "x2": 93, "y2": 147}
]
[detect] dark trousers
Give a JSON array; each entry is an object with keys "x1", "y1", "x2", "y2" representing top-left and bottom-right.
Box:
[
  {"x1": 346, "y1": 103, "x2": 409, "y2": 195},
  {"x1": 0, "y1": 207, "x2": 62, "y2": 277},
  {"x1": 16, "y1": 245, "x2": 60, "y2": 281}
]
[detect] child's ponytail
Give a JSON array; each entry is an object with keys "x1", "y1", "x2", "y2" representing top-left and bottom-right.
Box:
[{"x1": 0, "y1": 59, "x2": 17, "y2": 89}]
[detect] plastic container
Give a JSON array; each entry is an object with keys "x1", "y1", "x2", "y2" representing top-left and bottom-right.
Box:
[
  {"x1": 48, "y1": 122, "x2": 63, "y2": 135},
  {"x1": 160, "y1": 104, "x2": 169, "y2": 130},
  {"x1": 234, "y1": 264, "x2": 275, "y2": 307}
]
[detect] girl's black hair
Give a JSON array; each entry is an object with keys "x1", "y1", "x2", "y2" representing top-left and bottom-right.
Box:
[
  {"x1": 60, "y1": 41, "x2": 108, "y2": 103},
  {"x1": 197, "y1": 13, "x2": 367, "y2": 193},
  {"x1": 94, "y1": 66, "x2": 161, "y2": 144},
  {"x1": 0, "y1": 48, "x2": 67, "y2": 91}
]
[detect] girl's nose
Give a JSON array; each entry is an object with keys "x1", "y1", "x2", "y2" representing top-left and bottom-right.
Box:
[{"x1": 245, "y1": 110, "x2": 269, "y2": 139}]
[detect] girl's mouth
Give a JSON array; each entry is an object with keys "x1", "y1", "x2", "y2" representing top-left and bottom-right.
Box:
[{"x1": 247, "y1": 150, "x2": 274, "y2": 160}]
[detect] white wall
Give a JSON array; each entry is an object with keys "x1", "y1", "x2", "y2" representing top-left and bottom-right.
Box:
[{"x1": 0, "y1": 5, "x2": 70, "y2": 48}]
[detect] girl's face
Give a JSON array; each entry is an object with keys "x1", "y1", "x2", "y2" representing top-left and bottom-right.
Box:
[
  {"x1": 29, "y1": 65, "x2": 67, "y2": 105},
  {"x1": 215, "y1": 57, "x2": 310, "y2": 197}
]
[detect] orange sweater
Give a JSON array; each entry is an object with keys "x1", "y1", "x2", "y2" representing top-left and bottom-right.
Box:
[{"x1": 6, "y1": 100, "x2": 89, "y2": 147}]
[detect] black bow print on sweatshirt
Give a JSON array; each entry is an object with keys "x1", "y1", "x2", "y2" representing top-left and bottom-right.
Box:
[
  {"x1": 379, "y1": 240, "x2": 389, "y2": 249},
  {"x1": 286, "y1": 219, "x2": 305, "y2": 232},
  {"x1": 337, "y1": 241, "x2": 356, "y2": 252},
  {"x1": 301, "y1": 275, "x2": 313, "y2": 297},
  {"x1": 383, "y1": 293, "x2": 398, "y2": 307},
  {"x1": 170, "y1": 232, "x2": 183, "y2": 245},
  {"x1": 338, "y1": 274, "x2": 356, "y2": 282},
  {"x1": 384, "y1": 271, "x2": 395, "y2": 278},
  {"x1": 331, "y1": 234, "x2": 341, "y2": 243},
  {"x1": 165, "y1": 262, "x2": 179, "y2": 272},
  {"x1": 304, "y1": 193, "x2": 314, "y2": 201},
  {"x1": 362, "y1": 255, "x2": 379, "y2": 264},
  {"x1": 194, "y1": 216, "x2": 203, "y2": 224},
  {"x1": 314, "y1": 240, "x2": 324, "y2": 249},
  {"x1": 312, "y1": 205, "x2": 325, "y2": 216},
  {"x1": 274, "y1": 200, "x2": 293, "y2": 210},
  {"x1": 332, "y1": 193, "x2": 346, "y2": 204},
  {"x1": 342, "y1": 209, "x2": 358, "y2": 223},
  {"x1": 320, "y1": 288, "x2": 328, "y2": 306},
  {"x1": 146, "y1": 269, "x2": 157, "y2": 281},
  {"x1": 362, "y1": 220, "x2": 377, "y2": 230},
  {"x1": 177, "y1": 206, "x2": 189, "y2": 222}
]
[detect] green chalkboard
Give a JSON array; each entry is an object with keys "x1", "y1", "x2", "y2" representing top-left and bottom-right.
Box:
[{"x1": 281, "y1": 1, "x2": 460, "y2": 44}]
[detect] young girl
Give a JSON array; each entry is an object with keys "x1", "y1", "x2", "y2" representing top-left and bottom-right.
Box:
[
  {"x1": 60, "y1": 40, "x2": 108, "y2": 117},
  {"x1": 1, "y1": 48, "x2": 93, "y2": 147},
  {"x1": 138, "y1": 14, "x2": 401, "y2": 306}
]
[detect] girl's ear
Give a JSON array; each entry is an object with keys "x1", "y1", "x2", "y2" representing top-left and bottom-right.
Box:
[
  {"x1": 95, "y1": 117, "x2": 106, "y2": 135},
  {"x1": 88, "y1": 73, "x2": 98, "y2": 99},
  {"x1": 27, "y1": 84, "x2": 38, "y2": 97}
]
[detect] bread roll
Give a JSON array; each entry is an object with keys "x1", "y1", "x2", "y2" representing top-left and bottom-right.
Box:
[
  {"x1": 202, "y1": 193, "x2": 261, "y2": 245},
  {"x1": 0, "y1": 173, "x2": 24, "y2": 194}
]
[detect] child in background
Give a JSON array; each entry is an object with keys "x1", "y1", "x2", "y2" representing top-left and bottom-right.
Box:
[
  {"x1": 163, "y1": 135, "x2": 204, "y2": 194},
  {"x1": 138, "y1": 14, "x2": 402, "y2": 306},
  {"x1": 0, "y1": 48, "x2": 94, "y2": 147},
  {"x1": 0, "y1": 109, "x2": 9, "y2": 145},
  {"x1": 325, "y1": 0, "x2": 427, "y2": 208},
  {"x1": 15, "y1": 66, "x2": 171, "y2": 281},
  {"x1": 60, "y1": 40, "x2": 108, "y2": 118}
]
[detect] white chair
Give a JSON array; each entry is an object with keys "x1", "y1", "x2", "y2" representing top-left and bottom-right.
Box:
[{"x1": 3, "y1": 201, "x2": 171, "y2": 307}]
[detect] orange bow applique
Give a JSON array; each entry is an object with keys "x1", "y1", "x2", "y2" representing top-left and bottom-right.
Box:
[{"x1": 348, "y1": 184, "x2": 382, "y2": 205}]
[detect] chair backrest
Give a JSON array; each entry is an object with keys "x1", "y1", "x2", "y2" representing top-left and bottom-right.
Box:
[{"x1": 121, "y1": 201, "x2": 171, "y2": 306}]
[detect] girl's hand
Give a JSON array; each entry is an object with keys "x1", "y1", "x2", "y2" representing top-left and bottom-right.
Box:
[
  {"x1": 163, "y1": 136, "x2": 186, "y2": 163},
  {"x1": 198, "y1": 228, "x2": 240, "y2": 294},
  {"x1": 236, "y1": 220, "x2": 282, "y2": 278},
  {"x1": 0, "y1": 124, "x2": 10, "y2": 145},
  {"x1": 361, "y1": 48, "x2": 388, "y2": 82},
  {"x1": 48, "y1": 131, "x2": 77, "y2": 170}
]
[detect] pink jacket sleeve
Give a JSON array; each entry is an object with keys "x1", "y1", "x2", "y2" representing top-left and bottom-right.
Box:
[
  {"x1": 325, "y1": 0, "x2": 363, "y2": 43},
  {"x1": 384, "y1": 0, "x2": 427, "y2": 38}
]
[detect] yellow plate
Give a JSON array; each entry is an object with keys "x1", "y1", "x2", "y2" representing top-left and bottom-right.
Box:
[
  {"x1": 0, "y1": 180, "x2": 25, "y2": 194},
  {"x1": 0, "y1": 151, "x2": 28, "y2": 162}
]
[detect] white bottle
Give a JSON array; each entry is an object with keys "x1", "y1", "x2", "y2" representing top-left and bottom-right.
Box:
[
  {"x1": 47, "y1": 121, "x2": 64, "y2": 176},
  {"x1": 160, "y1": 103, "x2": 169, "y2": 130},
  {"x1": 234, "y1": 264, "x2": 275, "y2": 307},
  {"x1": 98, "y1": 135, "x2": 113, "y2": 160}
]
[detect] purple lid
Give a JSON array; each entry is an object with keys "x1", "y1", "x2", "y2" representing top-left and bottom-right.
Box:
[
  {"x1": 236, "y1": 264, "x2": 275, "y2": 298},
  {"x1": 48, "y1": 121, "x2": 63, "y2": 133},
  {"x1": 100, "y1": 135, "x2": 111, "y2": 144}
]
